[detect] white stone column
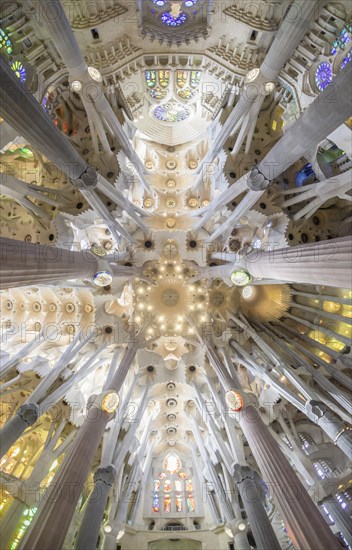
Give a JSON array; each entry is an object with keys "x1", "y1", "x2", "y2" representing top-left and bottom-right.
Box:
[
  {"x1": 37, "y1": 0, "x2": 87, "y2": 78},
  {"x1": 0, "y1": 57, "x2": 88, "y2": 181},
  {"x1": 318, "y1": 495, "x2": 352, "y2": 546},
  {"x1": 233, "y1": 465, "x2": 281, "y2": 550},
  {"x1": 0, "y1": 237, "x2": 98, "y2": 290},
  {"x1": 242, "y1": 236, "x2": 352, "y2": 288},
  {"x1": 237, "y1": 403, "x2": 340, "y2": 550},
  {"x1": 260, "y1": 0, "x2": 319, "y2": 81},
  {"x1": 18, "y1": 345, "x2": 139, "y2": 550}
]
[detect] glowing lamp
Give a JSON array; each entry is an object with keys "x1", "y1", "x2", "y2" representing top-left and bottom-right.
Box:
[
  {"x1": 231, "y1": 269, "x2": 252, "y2": 286},
  {"x1": 101, "y1": 392, "x2": 120, "y2": 414},
  {"x1": 225, "y1": 390, "x2": 244, "y2": 412}
]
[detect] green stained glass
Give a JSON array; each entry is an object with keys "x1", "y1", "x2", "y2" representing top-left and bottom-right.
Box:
[
  {"x1": 158, "y1": 70, "x2": 170, "y2": 88},
  {"x1": 0, "y1": 28, "x2": 13, "y2": 54},
  {"x1": 177, "y1": 70, "x2": 188, "y2": 89},
  {"x1": 190, "y1": 70, "x2": 201, "y2": 88},
  {"x1": 145, "y1": 70, "x2": 157, "y2": 88}
]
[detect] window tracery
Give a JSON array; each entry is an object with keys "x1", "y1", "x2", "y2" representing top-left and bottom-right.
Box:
[{"x1": 151, "y1": 454, "x2": 196, "y2": 515}]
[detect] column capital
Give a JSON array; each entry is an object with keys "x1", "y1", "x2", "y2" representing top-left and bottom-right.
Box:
[
  {"x1": 17, "y1": 403, "x2": 39, "y2": 426},
  {"x1": 306, "y1": 399, "x2": 333, "y2": 419},
  {"x1": 246, "y1": 167, "x2": 270, "y2": 191},
  {"x1": 73, "y1": 166, "x2": 98, "y2": 190},
  {"x1": 94, "y1": 465, "x2": 117, "y2": 486}
]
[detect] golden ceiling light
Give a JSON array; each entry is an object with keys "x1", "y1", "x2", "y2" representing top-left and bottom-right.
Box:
[
  {"x1": 189, "y1": 160, "x2": 198, "y2": 169},
  {"x1": 145, "y1": 160, "x2": 154, "y2": 170},
  {"x1": 143, "y1": 198, "x2": 154, "y2": 208},
  {"x1": 201, "y1": 199, "x2": 210, "y2": 207},
  {"x1": 166, "y1": 197, "x2": 177, "y2": 209},
  {"x1": 166, "y1": 217, "x2": 176, "y2": 228},
  {"x1": 238, "y1": 284, "x2": 292, "y2": 321},
  {"x1": 166, "y1": 160, "x2": 177, "y2": 170},
  {"x1": 166, "y1": 179, "x2": 176, "y2": 188},
  {"x1": 188, "y1": 197, "x2": 199, "y2": 208}
]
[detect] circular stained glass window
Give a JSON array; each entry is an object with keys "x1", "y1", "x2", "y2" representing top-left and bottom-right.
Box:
[
  {"x1": 10, "y1": 61, "x2": 27, "y2": 83},
  {"x1": 184, "y1": 0, "x2": 198, "y2": 6},
  {"x1": 161, "y1": 11, "x2": 187, "y2": 26},
  {"x1": 153, "y1": 0, "x2": 166, "y2": 4},
  {"x1": 153, "y1": 101, "x2": 191, "y2": 123},
  {"x1": 315, "y1": 62, "x2": 333, "y2": 91}
]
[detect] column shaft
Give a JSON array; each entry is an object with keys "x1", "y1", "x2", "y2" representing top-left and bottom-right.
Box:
[
  {"x1": 239, "y1": 405, "x2": 340, "y2": 549},
  {"x1": 19, "y1": 346, "x2": 137, "y2": 550},
  {"x1": 0, "y1": 58, "x2": 87, "y2": 181},
  {"x1": 243, "y1": 236, "x2": 352, "y2": 288},
  {"x1": 0, "y1": 237, "x2": 98, "y2": 289},
  {"x1": 75, "y1": 466, "x2": 116, "y2": 550},
  {"x1": 234, "y1": 468, "x2": 281, "y2": 550}
]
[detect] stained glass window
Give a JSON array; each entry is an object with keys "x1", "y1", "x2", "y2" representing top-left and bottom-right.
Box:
[
  {"x1": 10, "y1": 61, "x2": 27, "y2": 83},
  {"x1": 0, "y1": 28, "x2": 13, "y2": 54},
  {"x1": 164, "y1": 479, "x2": 171, "y2": 492},
  {"x1": 9, "y1": 507, "x2": 37, "y2": 550},
  {"x1": 152, "y1": 455, "x2": 195, "y2": 514},
  {"x1": 315, "y1": 62, "x2": 333, "y2": 92},
  {"x1": 164, "y1": 495, "x2": 171, "y2": 512},
  {"x1": 152, "y1": 494, "x2": 160, "y2": 512},
  {"x1": 174, "y1": 480, "x2": 182, "y2": 491},
  {"x1": 184, "y1": 0, "x2": 198, "y2": 5},
  {"x1": 145, "y1": 70, "x2": 157, "y2": 88},
  {"x1": 177, "y1": 70, "x2": 188, "y2": 89},
  {"x1": 187, "y1": 495, "x2": 195, "y2": 512},
  {"x1": 153, "y1": 0, "x2": 166, "y2": 5},
  {"x1": 153, "y1": 479, "x2": 160, "y2": 491},
  {"x1": 340, "y1": 52, "x2": 352, "y2": 70},
  {"x1": 149, "y1": 87, "x2": 167, "y2": 100},
  {"x1": 330, "y1": 22, "x2": 352, "y2": 55},
  {"x1": 186, "y1": 479, "x2": 193, "y2": 492},
  {"x1": 176, "y1": 495, "x2": 183, "y2": 512},
  {"x1": 164, "y1": 453, "x2": 181, "y2": 473},
  {"x1": 158, "y1": 70, "x2": 170, "y2": 88},
  {"x1": 190, "y1": 70, "x2": 201, "y2": 88},
  {"x1": 153, "y1": 101, "x2": 191, "y2": 123},
  {"x1": 161, "y1": 11, "x2": 187, "y2": 26},
  {"x1": 178, "y1": 89, "x2": 196, "y2": 100}
]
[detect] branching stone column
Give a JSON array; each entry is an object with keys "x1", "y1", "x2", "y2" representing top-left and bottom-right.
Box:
[
  {"x1": 242, "y1": 236, "x2": 352, "y2": 288},
  {"x1": 318, "y1": 495, "x2": 352, "y2": 546},
  {"x1": 75, "y1": 465, "x2": 117, "y2": 550},
  {"x1": 19, "y1": 343, "x2": 140, "y2": 550},
  {"x1": 235, "y1": 400, "x2": 340, "y2": 550},
  {"x1": 0, "y1": 58, "x2": 134, "y2": 243},
  {"x1": 306, "y1": 400, "x2": 352, "y2": 459},
  {"x1": 0, "y1": 237, "x2": 98, "y2": 290},
  {"x1": 233, "y1": 465, "x2": 281, "y2": 550},
  {"x1": 250, "y1": 61, "x2": 352, "y2": 187},
  {"x1": 0, "y1": 404, "x2": 39, "y2": 458}
]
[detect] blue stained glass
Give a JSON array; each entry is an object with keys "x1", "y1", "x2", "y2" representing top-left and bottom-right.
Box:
[
  {"x1": 330, "y1": 22, "x2": 352, "y2": 55},
  {"x1": 153, "y1": 0, "x2": 166, "y2": 5},
  {"x1": 340, "y1": 52, "x2": 352, "y2": 70},
  {"x1": 153, "y1": 101, "x2": 191, "y2": 123},
  {"x1": 11, "y1": 61, "x2": 27, "y2": 83},
  {"x1": 161, "y1": 11, "x2": 187, "y2": 26},
  {"x1": 184, "y1": 0, "x2": 198, "y2": 6},
  {"x1": 315, "y1": 62, "x2": 333, "y2": 92}
]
